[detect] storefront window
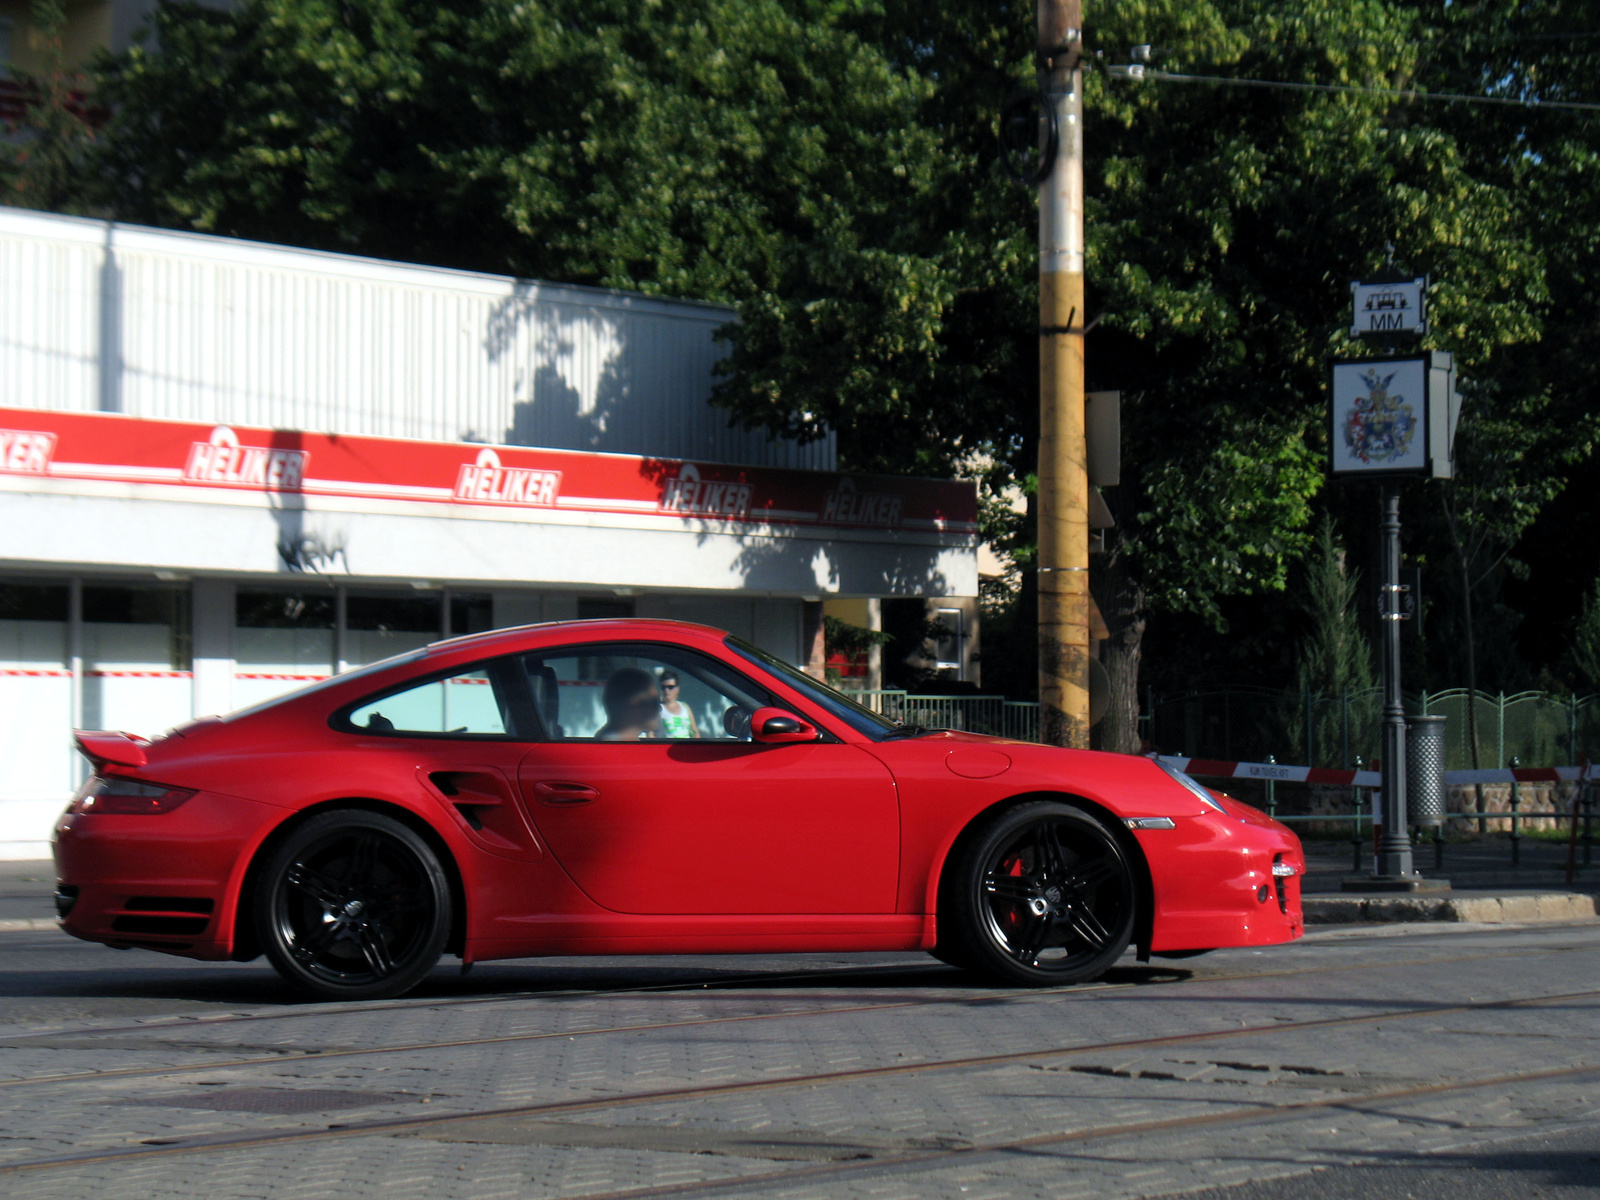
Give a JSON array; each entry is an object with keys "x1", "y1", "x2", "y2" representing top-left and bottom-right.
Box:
[
  {"x1": 577, "y1": 597, "x2": 635, "y2": 621},
  {"x1": 450, "y1": 593, "x2": 493, "y2": 637},
  {"x1": 235, "y1": 589, "x2": 337, "y2": 707},
  {"x1": 932, "y1": 607, "x2": 964, "y2": 679},
  {"x1": 345, "y1": 591, "x2": 442, "y2": 667},
  {"x1": 82, "y1": 583, "x2": 193, "y2": 737},
  {"x1": 0, "y1": 583, "x2": 67, "y2": 667},
  {"x1": 0, "y1": 583, "x2": 72, "y2": 797}
]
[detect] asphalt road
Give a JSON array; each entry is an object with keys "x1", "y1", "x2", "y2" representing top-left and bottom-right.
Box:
[{"x1": 0, "y1": 881, "x2": 1596, "y2": 1200}]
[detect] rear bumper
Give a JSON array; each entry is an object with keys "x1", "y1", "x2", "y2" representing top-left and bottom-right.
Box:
[
  {"x1": 1139, "y1": 808, "x2": 1304, "y2": 953},
  {"x1": 52, "y1": 792, "x2": 281, "y2": 961}
]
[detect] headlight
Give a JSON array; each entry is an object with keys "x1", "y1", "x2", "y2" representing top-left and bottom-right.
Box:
[{"x1": 1154, "y1": 759, "x2": 1229, "y2": 815}]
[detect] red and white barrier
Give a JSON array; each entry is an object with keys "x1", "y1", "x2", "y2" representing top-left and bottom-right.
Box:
[{"x1": 1158, "y1": 755, "x2": 1593, "y2": 789}]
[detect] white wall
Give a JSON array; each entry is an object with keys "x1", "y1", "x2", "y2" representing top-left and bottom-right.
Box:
[
  {"x1": 0, "y1": 205, "x2": 836, "y2": 470},
  {"x1": 0, "y1": 611, "x2": 73, "y2": 860},
  {"x1": 0, "y1": 487, "x2": 976, "y2": 600}
]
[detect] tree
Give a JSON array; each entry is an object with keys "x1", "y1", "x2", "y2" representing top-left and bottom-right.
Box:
[
  {"x1": 722, "y1": 0, "x2": 1576, "y2": 749},
  {"x1": 1287, "y1": 517, "x2": 1375, "y2": 763},
  {"x1": 1567, "y1": 579, "x2": 1600, "y2": 695},
  {"x1": 1294, "y1": 518, "x2": 1374, "y2": 698},
  {"x1": 0, "y1": 0, "x2": 100, "y2": 212},
  {"x1": 85, "y1": 2, "x2": 938, "y2": 312},
  {"x1": 55, "y1": 0, "x2": 1600, "y2": 730}
]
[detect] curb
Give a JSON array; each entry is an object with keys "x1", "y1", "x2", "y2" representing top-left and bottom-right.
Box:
[
  {"x1": 0, "y1": 918, "x2": 59, "y2": 932},
  {"x1": 1303, "y1": 891, "x2": 1598, "y2": 925}
]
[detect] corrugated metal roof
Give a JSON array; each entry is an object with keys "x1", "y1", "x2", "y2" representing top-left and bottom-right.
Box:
[{"x1": 0, "y1": 205, "x2": 835, "y2": 470}]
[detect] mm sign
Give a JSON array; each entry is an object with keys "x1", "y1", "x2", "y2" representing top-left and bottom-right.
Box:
[{"x1": 1350, "y1": 277, "x2": 1427, "y2": 338}]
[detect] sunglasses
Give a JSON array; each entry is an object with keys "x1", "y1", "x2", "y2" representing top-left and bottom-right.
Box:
[{"x1": 662, "y1": 682, "x2": 679, "y2": 689}]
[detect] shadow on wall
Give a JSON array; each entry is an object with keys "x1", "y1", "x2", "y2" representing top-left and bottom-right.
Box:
[
  {"x1": 266, "y1": 428, "x2": 350, "y2": 576},
  {"x1": 99, "y1": 227, "x2": 123, "y2": 414},
  {"x1": 487, "y1": 286, "x2": 644, "y2": 457},
  {"x1": 727, "y1": 537, "x2": 953, "y2": 603},
  {"x1": 636, "y1": 454, "x2": 956, "y2": 598},
  {"x1": 483, "y1": 283, "x2": 831, "y2": 469}
]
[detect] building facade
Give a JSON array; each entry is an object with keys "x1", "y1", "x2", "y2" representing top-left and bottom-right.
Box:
[{"x1": 0, "y1": 206, "x2": 978, "y2": 857}]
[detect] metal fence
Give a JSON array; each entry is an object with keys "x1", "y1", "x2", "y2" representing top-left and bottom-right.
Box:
[
  {"x1": 843, "y1": 690, "x2": 1040, "y2": 742},
  {"x1": 840, "y1": 685, "x2": 1600, "y2": 774},
  {"x1": 1145, "y1": 687, "x2": 1600, "y2": 771},
  {"x1": 1247, "y1": 774, "x2": 1598, "y2": 878}
]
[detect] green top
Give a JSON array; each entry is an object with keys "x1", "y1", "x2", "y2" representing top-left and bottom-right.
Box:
[{"x1": 659, "y1": 705, "x2": 695, "y2": 738}]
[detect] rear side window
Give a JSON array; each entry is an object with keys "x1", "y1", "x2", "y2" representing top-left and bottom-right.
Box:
[
  {"x1": 347, "y1": 669, "x2": 506, "y2": 735},
  {"x1": 336, "y1": 659, "x2": 537, "y2": 739}
]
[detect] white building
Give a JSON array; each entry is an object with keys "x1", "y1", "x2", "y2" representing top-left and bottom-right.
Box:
[{"x1": 0, "y1": 206, "x2": 978, "y2": 858}]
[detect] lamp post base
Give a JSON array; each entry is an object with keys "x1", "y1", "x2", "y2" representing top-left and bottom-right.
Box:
[{"x1": 1340, "y1": 875, "x2": 1453, "y2": 894}]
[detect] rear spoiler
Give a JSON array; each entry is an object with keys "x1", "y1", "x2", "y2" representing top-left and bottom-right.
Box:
[{"x1": 74, "y1": 731, "x2": 150, "y2": 771}]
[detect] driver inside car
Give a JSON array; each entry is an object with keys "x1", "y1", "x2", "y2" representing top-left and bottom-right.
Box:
[{"x1": 594, "y1": 667, "x2": 663, "y2": 741}]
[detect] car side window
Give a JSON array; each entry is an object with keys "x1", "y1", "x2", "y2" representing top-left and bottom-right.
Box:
[
  {"x1": 347, "y1": 668, "x2": 511, "y2": 736},
  {"x1": 519, "y1": 643, "x2": 774, "y2": 743}
]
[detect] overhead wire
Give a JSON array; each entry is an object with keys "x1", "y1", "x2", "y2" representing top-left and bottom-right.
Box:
[{"x1": 1108, "y1": 67, "x2": 1600, "y2": 113}]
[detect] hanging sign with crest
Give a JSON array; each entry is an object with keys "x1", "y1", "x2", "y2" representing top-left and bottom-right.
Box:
[{"x1": 1329, "y1": 353, "x2": 1459, "y2": 479}]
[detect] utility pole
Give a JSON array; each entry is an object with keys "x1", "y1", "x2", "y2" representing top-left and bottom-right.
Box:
[{"x1": 1037, "y1": 0, "x2": 1090, "y2": 748}]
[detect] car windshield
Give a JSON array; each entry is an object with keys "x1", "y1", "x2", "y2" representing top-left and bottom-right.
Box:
[
  {"x1": 724, "y1": 635, "x2": 899, "y2": 739},
  {"x1": 220, "y1": 649, "x2": 429, "y2": 723}
]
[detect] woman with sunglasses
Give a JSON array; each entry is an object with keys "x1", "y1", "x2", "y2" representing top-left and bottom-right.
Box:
[{"x1": 656, "y1": 672, "x2": 701, "y2": 739}]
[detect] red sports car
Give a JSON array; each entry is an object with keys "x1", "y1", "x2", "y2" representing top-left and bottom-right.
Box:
[{"x1": 53, "y1": 619, "x2": 1304, "y2": 1000}]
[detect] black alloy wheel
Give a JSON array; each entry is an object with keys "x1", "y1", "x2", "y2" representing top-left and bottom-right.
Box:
[
  {"x1": 939, "y1": 801, "x2": 1136, "y2": 986},
  {"x1": 257, "y1": 810, "x2": 451, "y2": 1001}
]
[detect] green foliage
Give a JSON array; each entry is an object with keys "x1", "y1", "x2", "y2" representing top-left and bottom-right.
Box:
[
  {"x1": 35, "y1": 0, "x2": 1600, "y2": 697},
  {"x1": 822, "y1": 615, "x2": 893, "y2": 659},
  {"x1": 1294, "y1": 518, "x2": 1374, "y2": 698},
  {"x1": 1567, "y1": 579, "x2": 1600, "y2": 694},
  {"x1": 0, "y1": 1, "x2": 100, "y2": 212},
  {"x1": 88, "y1": 1, "x2": 935, "y2": 306}
]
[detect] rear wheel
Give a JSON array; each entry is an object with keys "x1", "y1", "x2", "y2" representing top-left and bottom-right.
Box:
[
  {"x1": 257, "y1": 810, "x2": 450, "y2": 1001},
  {"x1": 940, "y1": 801, "x2": 1136, "y2": 987}
]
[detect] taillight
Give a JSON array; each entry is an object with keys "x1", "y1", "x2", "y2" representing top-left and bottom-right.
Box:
[{"x1": 69, "y1": 776, "x2": 196, "y2": 815}]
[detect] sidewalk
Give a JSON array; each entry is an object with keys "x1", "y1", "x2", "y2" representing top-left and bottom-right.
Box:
[
  {"x1": 1298, "y1": 831, "x2": 1598, "y2": 925},
  {"x1": 0, "y1": 859, "x2": 57, "y2": 927}
]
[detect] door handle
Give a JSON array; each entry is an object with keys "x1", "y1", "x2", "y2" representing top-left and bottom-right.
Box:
[{"x1": 532, "y1": 781, "x2": 599, "y2": 805}]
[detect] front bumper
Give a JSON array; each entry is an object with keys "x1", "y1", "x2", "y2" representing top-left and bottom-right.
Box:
[
  {"x1": 52, "y1": 791, "x2": 281, "y2": 961},
  {"x1": 1136, "y1": 806, "x2": 1305, "y2": 953}
]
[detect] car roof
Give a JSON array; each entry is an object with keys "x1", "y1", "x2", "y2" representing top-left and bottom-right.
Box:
[{"x1": 424, "y1": 618, "x2": 731, "y2": 659}]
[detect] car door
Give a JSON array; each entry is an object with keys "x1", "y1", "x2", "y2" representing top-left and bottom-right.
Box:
[
  {"x1": 343, "y1": 660, "x2": 545, "y2": 861},
  {"x1": 514, "y1": 642, "x2": 900, "y2": 915}
]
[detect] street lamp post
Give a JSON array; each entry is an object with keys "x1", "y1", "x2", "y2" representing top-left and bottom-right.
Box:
[
  {"x1": 1329, "y1": 276, "x2": 1459, "y2": 892},
  {"x1": 1375, "y1": 484, "x2": 1415, "y2": 879}
]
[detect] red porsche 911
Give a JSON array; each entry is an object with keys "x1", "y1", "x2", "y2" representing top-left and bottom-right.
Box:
[{"x1": 53, "y1": 619, "x2": 1304, "y2": 1000}]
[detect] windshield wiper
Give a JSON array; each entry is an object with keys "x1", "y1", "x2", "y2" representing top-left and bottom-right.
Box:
[{"x1": 879, "y1": 723, "x2": 941, "y2": 740}]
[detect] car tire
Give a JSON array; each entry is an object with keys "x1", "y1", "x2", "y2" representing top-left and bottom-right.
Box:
[
  {"x1": 257, "y1": 809, "x2": 451, "y2": 1002},
  {"x1": 940, "y1": 801, "x2": 1136, "y2": 987}
]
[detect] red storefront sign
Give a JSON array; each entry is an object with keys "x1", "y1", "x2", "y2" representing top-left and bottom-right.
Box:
[{"x1": 0, "y1": 408, "x2": 977, "y2": 535}]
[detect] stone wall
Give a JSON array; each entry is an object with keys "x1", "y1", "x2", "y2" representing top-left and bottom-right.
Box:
[{"x1": 1443, "y1": 783, "x2": 1581, "y2": 832}]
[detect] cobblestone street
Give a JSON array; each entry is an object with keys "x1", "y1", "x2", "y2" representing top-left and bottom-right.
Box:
[{"x1": 1, "y1": 908, "x2": 1597, "y2": 1200}]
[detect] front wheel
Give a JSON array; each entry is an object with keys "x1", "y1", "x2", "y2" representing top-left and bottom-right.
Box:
[
  {"x1": 939, "y1": 802, "x2": 1137, "y2": 987},
  {"x1": 257, "y1": 810, "x2": 451, "y2": 1001}
]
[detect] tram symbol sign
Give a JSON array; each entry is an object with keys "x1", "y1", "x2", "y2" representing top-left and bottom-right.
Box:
[{"x1": 1350, "y1": 277, "x2": 1427, "y2": 338}]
